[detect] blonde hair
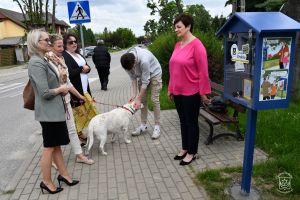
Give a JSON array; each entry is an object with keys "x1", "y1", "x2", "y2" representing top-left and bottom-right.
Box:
[
  {"x1": 27, "y1": 29, "x2": 47, "y2": 57},
  {"x1": 49, "y1": 34, "x2": 63, "y2": 46}
]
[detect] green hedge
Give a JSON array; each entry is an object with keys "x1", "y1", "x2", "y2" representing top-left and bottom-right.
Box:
[{"x1": 148, "y1": 31, "x2": 224, "y2": 85}]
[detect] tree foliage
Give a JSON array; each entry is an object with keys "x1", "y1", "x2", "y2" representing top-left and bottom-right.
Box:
[
  {"x1": 13, "y1": 0, "x2": 50, "y2": 30},
  {"x1": 95, "y1": 27, "x2": 137, "y2": 48},
  {"x1": 185, "y1": 4, "x2": 212, "y2": 33},
  {"x1": 145, "y1": 0, "x2": 184, "y2": 39},
  {"x1": 144, "y1": 1, "x2": 226, "y2": 40},
  {"x1": 68, "y1": 25, "x2": 96, "y2": 47},
  {"x1": 112, "y1": 28, "x2": 137, "y2": 48},
  {"x1": 255, "y1": 0, "x2": 287, "y2": 11},
  {"x1": 225, "y1": 0, "x2": 287, "y2": 12}
]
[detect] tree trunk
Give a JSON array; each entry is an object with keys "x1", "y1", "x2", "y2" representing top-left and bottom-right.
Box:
[
  {"x1": 284, "y1": 0, "x2": 300, "y2": 101},
  {"x1": 28, "y1": 0, "x2": 33, "y2": 28},
  {"x1": 52, "y1": 0, "x2": 56, "y2": 33},
  {"x1": 240, "y1": 0, "x2": 245, "y2": 12},
  {"x1": 232, "y1": 0, "x2": 237, "y2": 13},
  {"x1": 45, "y1": 0, "x2": 49, "y2": 31},
  {"x1": 13, "y1": 0, "x2": 29, "y2": 30}
]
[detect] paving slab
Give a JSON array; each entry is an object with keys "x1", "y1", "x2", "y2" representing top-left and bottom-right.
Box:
[{"x1": 2, "y1": 61, "x2": 268, "y2": 200}]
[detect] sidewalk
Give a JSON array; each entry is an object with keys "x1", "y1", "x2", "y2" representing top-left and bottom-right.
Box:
[{"x1": 3, "y1": 64, "x2": 267, "y2": 200}]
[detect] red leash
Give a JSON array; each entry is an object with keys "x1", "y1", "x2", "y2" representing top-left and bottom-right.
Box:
[
  {"x1": 92, "y1": 98, "x2": 123, "y2": 108},
  {"x1": 72, "y1": 98, "x2": 122, "y2": 108},
  {"x1": 72, "y1": 98, "x2": 135, "y2": 114}
]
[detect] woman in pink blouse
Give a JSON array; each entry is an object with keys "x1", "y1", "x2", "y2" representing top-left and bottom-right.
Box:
[{"x1": 168, "y1": 14, "x2": 211, "y2": 166}]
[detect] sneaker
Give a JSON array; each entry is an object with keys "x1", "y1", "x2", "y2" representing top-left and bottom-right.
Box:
[
  {"x1": 151, "y1": 127, "x2": 160, "y2": 139},
  {"x1": 132, "y1": 124, "x2": 148, "y2": 136}
]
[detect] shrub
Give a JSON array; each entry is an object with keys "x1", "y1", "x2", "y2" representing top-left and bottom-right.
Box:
[
  {"x1": 148, "y1": 32, "x2": 177, "y2": 84},
  {"x1": 149, "y1": 31, "x2": 224, "y2": 84}
]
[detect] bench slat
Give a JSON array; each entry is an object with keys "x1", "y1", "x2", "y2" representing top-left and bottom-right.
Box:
[
  {"x1": 202, "y1": 108, "x2": 238, "y2": 123},
  {"x1": 200, "y1": 109, "x2": 220, "y2": 124}
]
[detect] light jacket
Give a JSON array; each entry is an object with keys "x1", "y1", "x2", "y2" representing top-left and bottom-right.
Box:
[
  {"x1": 28, "y1": 54, "x2": 65, "y2": 122},
  {"x1": 126, "y1": 47, "x2": 161, "y2": 89}
]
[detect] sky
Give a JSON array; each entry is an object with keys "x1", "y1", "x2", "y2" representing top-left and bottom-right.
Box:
[{"x1": 0, "y1": 0, "x2": 232, "y2": 36}]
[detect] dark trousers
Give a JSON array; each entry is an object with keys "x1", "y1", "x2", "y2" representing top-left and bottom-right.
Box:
[
  {"x1": 279, "y1": 62, "x2": 284, "y2": 69},
  {"x1": 173, "y1": 93, "x2": 201, "y2": 154},
  {"x1": 96, "y1": 67, "x2": 110, "y2": 89}
]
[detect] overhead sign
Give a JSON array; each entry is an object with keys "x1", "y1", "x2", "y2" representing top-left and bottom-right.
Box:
[{"x1": 67, "y1": 1, "x2": 91, "y2": 24}]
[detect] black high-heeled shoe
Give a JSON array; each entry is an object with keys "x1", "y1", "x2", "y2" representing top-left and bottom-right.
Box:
[
  {"x1": 40, "y1": 181, "x2": 63, "y2": 194},
  {"x1": 179, "y1": 154, "x2": 198, "y2": 166},
  {"x1": 57, "y1": 175, "x2": 79, "y2": 187},
  {"x1": 174, "y1": 152, "x2": 187, "y2": 160}
]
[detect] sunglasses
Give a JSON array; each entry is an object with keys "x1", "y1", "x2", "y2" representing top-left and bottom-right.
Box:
[{"x1": 67, "y1": 40, "x2": 77, "y2": 45}]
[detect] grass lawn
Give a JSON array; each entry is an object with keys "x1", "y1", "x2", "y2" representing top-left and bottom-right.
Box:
[
  {"x1": 149, "y1": 84, "x2": 300, "y2": 199},
  {"x1": 197, "y1": 101, "x2": 300, "y2": 199}
]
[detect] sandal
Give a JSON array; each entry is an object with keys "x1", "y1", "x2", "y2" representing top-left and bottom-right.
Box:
[{"x1": 76, "y1": 157, "x2": 94, "y2": 165}]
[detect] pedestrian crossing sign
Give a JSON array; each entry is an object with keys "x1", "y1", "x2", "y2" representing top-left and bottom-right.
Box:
[{"x1": 67, "y1": 1, "x2": 91, "y2": 24}]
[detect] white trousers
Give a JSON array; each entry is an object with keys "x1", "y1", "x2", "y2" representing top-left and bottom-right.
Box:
[{"x1": 66, "y1": 102, "x2": 82, "y2": 155}]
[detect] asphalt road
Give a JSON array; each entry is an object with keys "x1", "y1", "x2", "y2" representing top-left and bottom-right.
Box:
[{"x1": 0, "y1": 50, "x2": 126, "y2": 193}]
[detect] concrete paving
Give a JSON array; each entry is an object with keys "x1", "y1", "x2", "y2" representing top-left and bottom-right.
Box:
[{"x1": 1, "y1": 63, "x2": 268, "y2": 200}]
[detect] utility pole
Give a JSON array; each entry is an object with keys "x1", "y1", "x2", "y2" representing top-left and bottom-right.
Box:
[{"x1": 240, "y1": 0, "x2": 246, "y2": 12}]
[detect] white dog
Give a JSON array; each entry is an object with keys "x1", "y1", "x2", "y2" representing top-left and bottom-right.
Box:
[{"x1": 85, "y1": 101, "x2": 141, "y2": 155}]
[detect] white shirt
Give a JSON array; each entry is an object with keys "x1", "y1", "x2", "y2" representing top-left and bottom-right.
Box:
[{"x1": 67, "y1": 51, "x2": 89, "y2": 92}]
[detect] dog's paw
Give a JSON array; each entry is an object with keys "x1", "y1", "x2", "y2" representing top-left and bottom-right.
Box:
[
  {"x1": 102, "y1": 152, "x2": 108, "y2": 156},
  {"x1": 125, "y1": 139, "x2": 131, "y2": 144}
]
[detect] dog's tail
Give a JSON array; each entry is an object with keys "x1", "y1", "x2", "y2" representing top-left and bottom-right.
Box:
[{"x1": 86, "y1": 120, "x2": 94, "y2": 154}]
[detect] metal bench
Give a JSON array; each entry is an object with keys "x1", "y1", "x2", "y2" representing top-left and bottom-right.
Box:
[{"x1": 200, "y1": 82, "x2": 246, "y2": 145}]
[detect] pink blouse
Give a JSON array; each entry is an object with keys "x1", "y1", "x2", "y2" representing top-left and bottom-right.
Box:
[{"x1": 168, "y1": 38, "x2": 211, "y2": 96}]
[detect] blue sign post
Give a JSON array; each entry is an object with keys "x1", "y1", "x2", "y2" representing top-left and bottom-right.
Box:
[
  {"x1": 67, "y1": 1, "x2": 91, "y2": 57},
  {"x1": 217, "y1": 12, "x2": 300, "y2": 198}
]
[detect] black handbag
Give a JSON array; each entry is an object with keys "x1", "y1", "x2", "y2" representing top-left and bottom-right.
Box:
[{"x1": 208, "y1": 96, "x2": 227, "y2": 113}]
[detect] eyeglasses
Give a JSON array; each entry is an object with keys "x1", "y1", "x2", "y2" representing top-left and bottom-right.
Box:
[
  {"x1": 39, "y1": 38, "x2": 50, "y2": 43},
  {"x1": 67, "y1": 40, "x2": 77, "y2": 45}
]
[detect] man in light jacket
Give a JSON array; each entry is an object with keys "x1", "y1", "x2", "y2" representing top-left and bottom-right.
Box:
[{"x1": 120, "y1": 47, "x2": 162, "y2": 139}]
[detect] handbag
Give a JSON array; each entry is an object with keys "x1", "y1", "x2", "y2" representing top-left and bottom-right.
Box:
[
  {"x1": 23, "y1": 80, "x2": 35, "y2": 110},
  {"x1": 72, "y1": 93, "x2": 97, "y2": 132},
  {"x1": 208, "y1": 96, "x2": 227, "y2": 113}
]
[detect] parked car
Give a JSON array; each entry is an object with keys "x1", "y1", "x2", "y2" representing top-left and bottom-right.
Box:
[
  {"x1": 111, "y1": 46, "x2": 121, "y2": 50},
  {"x1": 79, "y1": 46, "x2": 96, "y2": 57}
]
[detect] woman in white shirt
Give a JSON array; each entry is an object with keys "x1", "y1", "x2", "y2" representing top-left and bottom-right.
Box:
[{"x1": 62, "y1": 33, "x2": 98, "y2": 146}]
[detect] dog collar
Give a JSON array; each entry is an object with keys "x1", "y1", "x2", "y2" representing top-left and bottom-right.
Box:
[{"x1": 122, "y1": 106, "x2": 135, "y2": 115}]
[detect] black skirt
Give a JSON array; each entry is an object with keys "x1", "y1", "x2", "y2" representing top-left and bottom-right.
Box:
[{"x1": 40, "y1": 121, "x2": 70, "y2": 147}]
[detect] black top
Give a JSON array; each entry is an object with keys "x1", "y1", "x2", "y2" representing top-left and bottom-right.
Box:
[
  {"x1": 62, "y1": 51, "x2": 91, "y2": 107},
  {"x1": 92, "y1": 46, "x2": 111, "y2": 68}
]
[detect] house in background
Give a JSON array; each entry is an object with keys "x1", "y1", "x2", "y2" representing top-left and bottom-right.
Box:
[{"x1": 0, "y1": 7, "x2": 70, "y2": 66}]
